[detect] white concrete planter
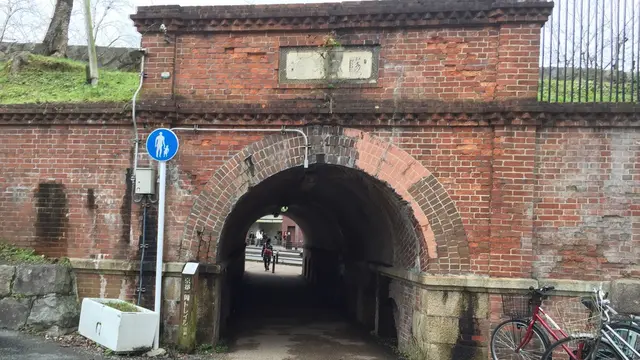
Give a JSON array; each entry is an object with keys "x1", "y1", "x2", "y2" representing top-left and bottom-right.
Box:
[{"x1": 78, "y1": 298, "x2": 158, "y2": 353}]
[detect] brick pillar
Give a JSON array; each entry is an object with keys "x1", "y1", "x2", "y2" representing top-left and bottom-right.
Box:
[
  {"x1": 495, "y1": 23, "x2": 542, "y2": 100},
  {"x1": 141, "y1": 33, "x2": 176, "y2": 99},
  {"x1": 489, "y1": 126, "x2": 536, "y2": 277}
]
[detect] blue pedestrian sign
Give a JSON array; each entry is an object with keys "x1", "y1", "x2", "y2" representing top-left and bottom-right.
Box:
[{"x1": 146, "y1": 128, "x2": 179, "y2": 162}]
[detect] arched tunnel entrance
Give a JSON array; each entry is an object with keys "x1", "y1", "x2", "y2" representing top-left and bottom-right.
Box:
[
  {"x1": 220, "y1": 164, "x2": 417, "y2": 356},
  {"x1": 178, "y1": 127, "x2": 470, "y2": 357}
]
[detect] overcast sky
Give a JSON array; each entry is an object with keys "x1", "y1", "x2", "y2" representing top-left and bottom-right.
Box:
[{"x1": 0, "y1": 0, "x2": 352, "y2": 47}]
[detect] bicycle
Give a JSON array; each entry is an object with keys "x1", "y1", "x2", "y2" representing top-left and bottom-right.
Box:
[
  {"x1": 539, "y1": 289, "x2": 640, "y2": 360},
  {"x1": 491, "y1": 286, "x2": 640, "y2": 360},
  {"x1": 491, "y1": 285, "x2": 564, "y2": 359}
]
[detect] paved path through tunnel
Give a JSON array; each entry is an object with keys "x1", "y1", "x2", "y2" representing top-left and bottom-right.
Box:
[{"x1": 225, "y1": 262, "x2": 399, "y2": 360}]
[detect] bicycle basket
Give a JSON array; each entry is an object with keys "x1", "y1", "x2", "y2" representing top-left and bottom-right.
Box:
[
  {"x1": 501, "y1": 294, "x2": 533, "y2": 319},
  {"x1": 552, "y1": 296, "x2": 602, "y2": 337}
]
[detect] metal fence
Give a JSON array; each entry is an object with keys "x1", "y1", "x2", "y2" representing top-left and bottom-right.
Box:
[{"x1": 539, "y1": 0, "x2": 640, "y2": 103}]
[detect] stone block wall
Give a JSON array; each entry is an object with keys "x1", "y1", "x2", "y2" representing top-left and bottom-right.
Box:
[
  {"x1": 410, "y1": 289, "x2": 489, "y2": 360},
  {"x1": 0, "y1": 264, "x2": 79, "y2": 335}
]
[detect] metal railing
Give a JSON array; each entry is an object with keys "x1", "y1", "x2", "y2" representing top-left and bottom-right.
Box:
[
  {"x1": 245, "y1": 246, "x2": 304, "y2": 267},
  {"x1": 539, "y1": 0, "x2": 640, "y2": 103}
]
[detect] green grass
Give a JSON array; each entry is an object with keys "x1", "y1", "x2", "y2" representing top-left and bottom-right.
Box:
[
  {"x1": 538, "y1": 79, "x2": 640, "y2": 103},
  {"x1": 0, "y1": 54, "x2": 139, "y2": 104},
  {"x1": 103, "y1": 301, "x2": 140, "y2": 313},
  {"x1": 0, "y1": 242, "x2": 72, "y2": 265}
]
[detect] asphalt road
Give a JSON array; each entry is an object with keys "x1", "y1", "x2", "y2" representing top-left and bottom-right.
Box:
[{"x1": 0, "y1": 329, "x2": 97, "y2": 360}]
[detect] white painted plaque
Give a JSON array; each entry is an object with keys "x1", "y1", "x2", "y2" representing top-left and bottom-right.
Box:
[
  {"x1": 338, "y1": 51, "x2": 373, "y2": 79},
  {"x1": 285, "y1": 50, "x2": 326, "y2": 80}
]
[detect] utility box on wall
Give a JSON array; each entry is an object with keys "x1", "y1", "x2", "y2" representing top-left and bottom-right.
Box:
[{"x1": 135, "y1": 168, "x2": 156, "y2": 195}]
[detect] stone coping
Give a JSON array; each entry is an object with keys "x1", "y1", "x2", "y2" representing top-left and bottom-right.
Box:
[
  {"x1": 69, "y1": 259, "x2": 223, "y2": 276},
  {"x1": 131, "y1": 0, "x2": 553, "y2": 33},
  {"x1": 69, "y1": 259, "x2": 624, "y2": 296},
  {"x1": 374, "y1": 266, "x2": 620, "y2": 295}
]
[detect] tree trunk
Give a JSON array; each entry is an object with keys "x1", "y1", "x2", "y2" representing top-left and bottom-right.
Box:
[{"x1": 42, "y1": 0, "x2": 73, "y2": 57}]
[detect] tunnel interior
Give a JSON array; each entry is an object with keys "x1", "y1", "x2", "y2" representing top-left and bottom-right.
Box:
[{"x1": 215, "y1": 163, "x2": 425, "y2": 347}]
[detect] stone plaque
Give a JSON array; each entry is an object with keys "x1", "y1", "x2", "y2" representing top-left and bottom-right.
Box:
[
  {"x1": 337, "y1": 51, "x2": 373, "y2": 79},
  {"x1": 279, "y1": 46, "x2": 379, "y2": 84},
  {"x1": 285, "y1": 50, "x2": 326, "y2": 80}
]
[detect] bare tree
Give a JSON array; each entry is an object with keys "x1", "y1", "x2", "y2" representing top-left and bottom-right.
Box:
[
  {"x1": 0, "y1": 0, "x2": 41, "y2": 43},
  {"x1": 67, "y1": 0, "x2": 138, "y2": 49},
  {"x1": 42, "y1": 0, "x2": 74, "y2": 57}
]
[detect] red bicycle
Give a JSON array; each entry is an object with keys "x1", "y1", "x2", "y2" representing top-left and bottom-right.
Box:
[
  {"x1": 491, "y1": 285, "x2": 566, "y2": 359},
  {"x1": 491, "y1": 286, "x2": 640, "y2": 360}
]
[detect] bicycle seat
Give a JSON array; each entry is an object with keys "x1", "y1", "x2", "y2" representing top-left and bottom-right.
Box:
[{"x1": 581, "y1": 297, "x2": 597, "y2": 312}]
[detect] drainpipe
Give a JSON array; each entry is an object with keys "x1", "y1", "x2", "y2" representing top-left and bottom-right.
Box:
[
  {"x1": 171, "y1": 126, "x2": 309, "y2": 168},
  {"x1": 131, "y1": 48, "x2": 148, "y2": 187}
]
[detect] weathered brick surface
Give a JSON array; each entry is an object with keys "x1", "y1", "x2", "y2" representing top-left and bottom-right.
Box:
[
  {"x1": 1, "y1": 114, "x2": 639, "y2": 353},
  {"x1": 2, "y1": 0, "x2": 640, "y2": 352},
  {"x1": 533, "y1": 128, "x2": 640, "y2": 280},
  {"x1": 132, "y1": 0, "x2": 552, "y2": 103},
  {"x1": 1, "y1": 121, "x2": 638, "y2": 280},
  {"x1": 0, "y1": 127, "x2": 136, "y2": 259},
  {"x1": 165, "y1": 29, "x2": 500, "y2": 102},
  {"x1": 489, "y1": 127, "x2": 536, "y2": 278},
  {"x1": 496, "y1": 24, "x2": 542, "y2": 99},
  {"x1": 75, "y1": 273, "x2": 136, "y2": 301}
]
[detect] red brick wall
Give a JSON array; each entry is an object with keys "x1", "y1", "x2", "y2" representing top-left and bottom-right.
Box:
[
  {"x1": 0, "y1": 126, "x2": 135, "y2": 259},
  {"x1": 131, "y1": 1, "x2": 551, "y2": 103},
  {"x1": 140, "y1": 26, "x2": 547, "y2": 103},
  {"x1": 496, "y1": 24, "x2": 542, "y2": 99},
  {"x1": 0, "y1": 123, "x2": 638, "y2": 281},
  {"x1": 533, "y1": 128, "x2": 640, "y2": 280},
  {"x1": 161, "y1": 28, "x2": 500, "y2": 102}
]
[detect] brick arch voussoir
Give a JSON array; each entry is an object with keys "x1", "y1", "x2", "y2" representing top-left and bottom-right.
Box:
[
  {"x1": 179, "y1": 127, "x2": 470, "y2": 273},
  {"x1": 180, "y1": 134, "x2": 307, "y2": 261}
]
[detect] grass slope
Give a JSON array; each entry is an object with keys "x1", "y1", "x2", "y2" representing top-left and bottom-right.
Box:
[
  {"x1": 0, "y1": 242, "x2": 70, "y2": 265},
  {"x1": 539, "y1": 79, "x2": 640, "y2": 103},
  {"x1": 0, "y1": 54, "x2": 139, "y2": 104}
]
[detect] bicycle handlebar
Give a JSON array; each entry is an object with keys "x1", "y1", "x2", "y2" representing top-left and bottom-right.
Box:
[{"x1": 528, "y1": 285, "x2": 555, "y2": 295}]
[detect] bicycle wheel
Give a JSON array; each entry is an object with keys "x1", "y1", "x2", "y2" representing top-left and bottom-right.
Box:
[
  {"x1": 540, "y1": 336, "x2": 623, "y2": 360},
  {"x1": 491, "y1": 319, "x2": 549, "y2": 360},
  {"x1": 607, "y1": 323, "x2": 640, "y2": 360}
]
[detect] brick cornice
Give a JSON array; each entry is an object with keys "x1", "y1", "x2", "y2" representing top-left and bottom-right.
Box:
[
  {"x1": 160, "y1": 100, "x2": 640, "y2": 128},
  {"x1": 0, "y1": 102, "x2": 132, "y2": 125},
  {"x1": 131, "y1": 0, "x2": 553, "y2": 34},
  {"x1": 1, "y1": 100, "x2": 639, "y2": 127}
]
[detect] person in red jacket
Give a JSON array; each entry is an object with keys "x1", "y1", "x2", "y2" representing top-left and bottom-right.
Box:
[{"x1": 261, "y1": 238, "x2": 274, "y2": 271}]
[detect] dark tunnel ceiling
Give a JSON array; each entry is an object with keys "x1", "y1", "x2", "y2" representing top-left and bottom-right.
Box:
[{"x1": 217, "y1": 164, "x2": 420, "y2": 268}]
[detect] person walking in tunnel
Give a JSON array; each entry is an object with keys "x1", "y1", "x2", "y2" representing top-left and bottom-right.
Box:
[{"x1": 261, "y1": 238, "x2": 274, "y2": 271}]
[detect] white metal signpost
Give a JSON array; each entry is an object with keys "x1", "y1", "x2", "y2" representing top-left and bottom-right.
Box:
[{"x1": 145, "y1": 128, "x2": 179, "y2": 349}]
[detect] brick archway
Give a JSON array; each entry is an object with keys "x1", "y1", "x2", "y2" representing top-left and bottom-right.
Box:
[{"x1": 179, "y1": 126, "x2": 469, "y2": 274}]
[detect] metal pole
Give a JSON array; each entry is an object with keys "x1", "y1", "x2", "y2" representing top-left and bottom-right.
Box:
[
  {"x1": 137, "y1": 200, "x2": 148, "y2": 306},
  {"x1": 154, "y1": 161, "x2": 167, "y2": 349},
  {"x1": 171, "y1": 126, "x2": 309, "y2": 169},
  {"x1": 82, "y1": 0, "x2": 99, "y2": 86},
  {"x1": 555, "y1": 0, "x2": 561, "y2": 101}
]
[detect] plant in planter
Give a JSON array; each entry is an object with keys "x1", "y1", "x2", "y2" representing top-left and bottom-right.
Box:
[{"x1": 78, "y1": 298, "x2": 158, "y2": 353}]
